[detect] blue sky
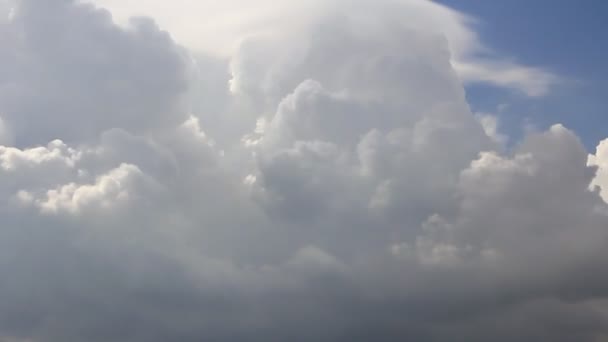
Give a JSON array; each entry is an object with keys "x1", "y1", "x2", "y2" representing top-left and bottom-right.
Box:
[{"x1": 437, "y1": 0, "x2": 608, "y2": 149}]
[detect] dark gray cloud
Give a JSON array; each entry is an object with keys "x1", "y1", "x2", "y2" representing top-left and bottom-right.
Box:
[{"x1": 0, "y1": 1, "x2": 607, "y2": 341}]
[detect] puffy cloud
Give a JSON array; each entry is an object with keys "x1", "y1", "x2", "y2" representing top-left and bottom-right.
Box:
[
  {"x1": 1, "y1": 0, "x2": 193, "y2": 146},
  {"x1": 0, "y1": 0, "x2": 606, "y2": 341},
  {"x1": 589, "y1": 138, "x2": 608, "y2": 203},
  {"x1": 89, "y1": 0, "x2": 558, "y2": 97},
  {"x1": 23, "y1": 163, "x2": 155, "y2": 215}
]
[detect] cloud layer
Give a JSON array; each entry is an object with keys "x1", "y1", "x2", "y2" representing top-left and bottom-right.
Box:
[
  {"x1": 91, "y1": 0, "x2": 559, "y2": 96},
  {"x1": 0, "y1": 0, "x2": 607, "y2": 341}
]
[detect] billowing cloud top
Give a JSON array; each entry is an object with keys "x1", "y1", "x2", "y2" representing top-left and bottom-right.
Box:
[
  {"x1": 90, "y1": 0, "x2": 559, "y2": 97},
  {"x1": 0, "y1": 0, "x2": 607, "y2": 341}
]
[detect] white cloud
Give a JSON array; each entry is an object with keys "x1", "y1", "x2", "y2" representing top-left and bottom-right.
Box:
[
  {"x1": 89, "y1": 0, "x2": 558, "y2": 96},
  {"x1": 0, "y1": 140, "x2": 77, "y2": 172},
  {"x1": 588, "y1": 138, "x2": 608, "y2": 202},
  {"x1": 475, "y1": 113, "x2": 508, "y2": 146},
  {"x1": 0, "y1": 0, "x2": 605, "y2": 341},
  {"x1": 1, "y1": 0, "x2": 193, "y2": 146},
  {"x1": 29, "y1": 163, "x2": 148, "y2": 214},
  {"x1": 453, "y1": 59, "x2": 559, "y2": 97}
]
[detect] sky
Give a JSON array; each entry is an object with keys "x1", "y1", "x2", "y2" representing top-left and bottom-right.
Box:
[
  {"x1": 437, "y1": 0, "x2": 608, "y2": 149},
  {"x1": 1, "y1": 0, "x2": 608, "y2": 341}
]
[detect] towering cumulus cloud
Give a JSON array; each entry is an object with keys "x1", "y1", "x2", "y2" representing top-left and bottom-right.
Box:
[{"x1": 0, "y1": 0, "x2": 607, "y2": 341}]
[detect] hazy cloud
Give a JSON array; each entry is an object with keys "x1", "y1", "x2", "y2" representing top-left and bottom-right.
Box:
[
  {"x1": 90, "y1": 0, "x2": 559, "y2": 96},
  {"x1": 0, "y1": 0, "x2": 605, "y2": 341}
]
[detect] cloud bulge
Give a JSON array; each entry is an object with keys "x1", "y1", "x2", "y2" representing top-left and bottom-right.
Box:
[
  {"x1": 0, "y1": 0, "x2": 607, "y2": 341},
  {"x1": 90, "y1": 0, "x2": 559, "y2": 96}
]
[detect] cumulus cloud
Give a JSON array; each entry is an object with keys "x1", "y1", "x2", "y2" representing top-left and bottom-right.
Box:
[
  {"x1": 0, "y1": 0, "x2": 606, "y2": 341},
  {"x1": 89, "y1": 0, "x2": 559, "y2": 96},
  {"x1": 589, "y1": 139, "x2": 608, "y2": 203},
  {"x1": 2, "y1": 0, "x2": 193, "y2": 146}
]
